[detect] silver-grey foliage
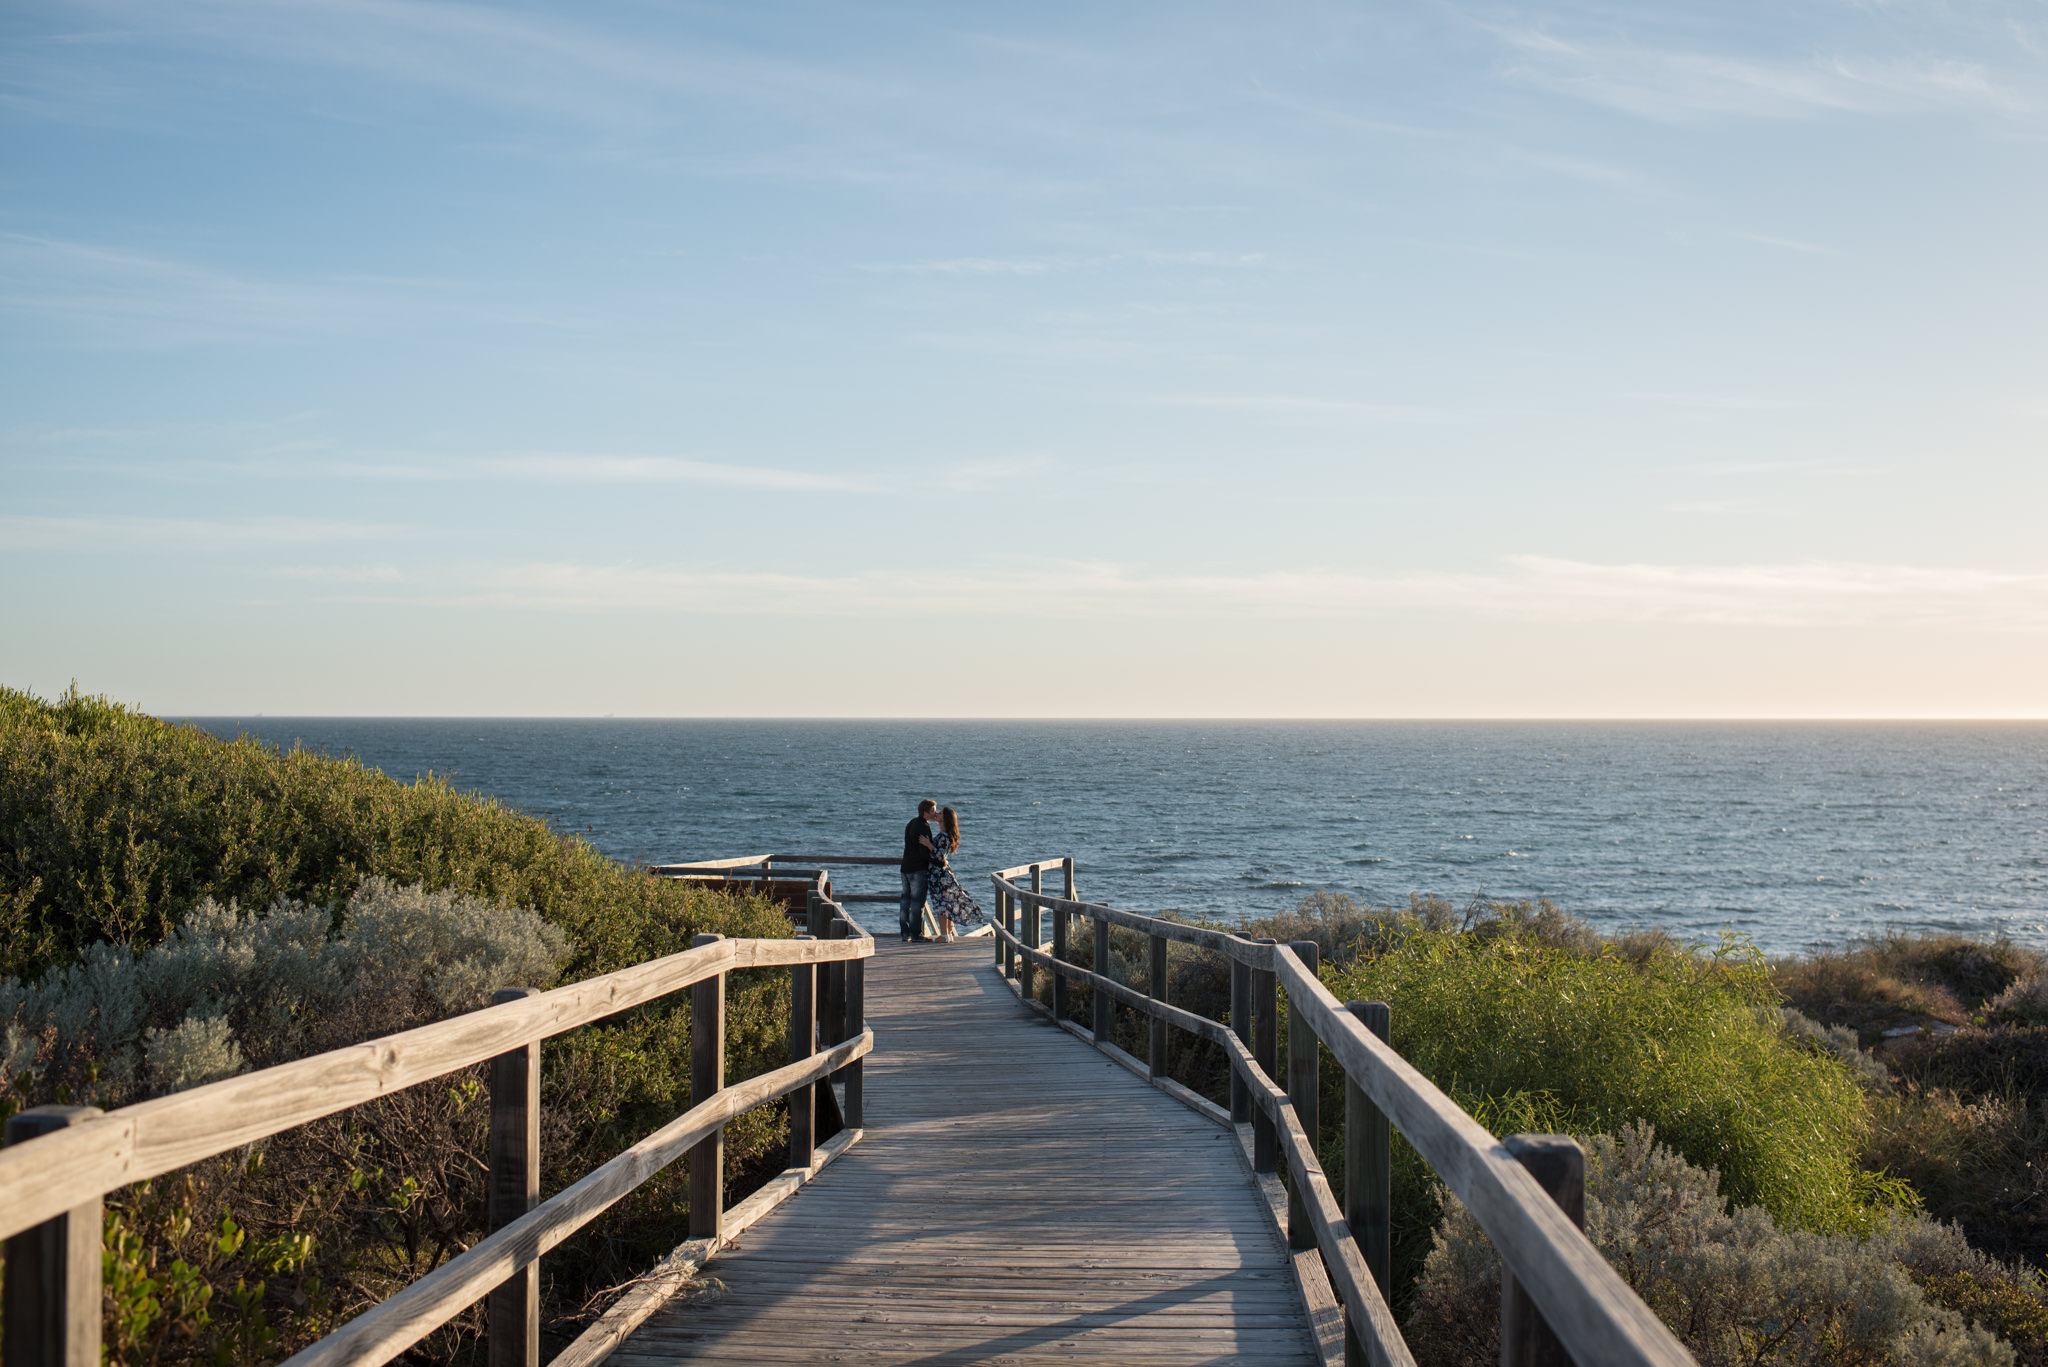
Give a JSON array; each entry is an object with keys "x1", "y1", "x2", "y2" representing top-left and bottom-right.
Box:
[
  {"x1": 1778, "y1": 1005, "x2": 1894, "y2": 1090},
  {"x1": 1410, "y1": 1121, "x2": 2014, "y2": 1367},
  {"x1": 0, "y1": 877, "x2": 569, "y2": 1106}
]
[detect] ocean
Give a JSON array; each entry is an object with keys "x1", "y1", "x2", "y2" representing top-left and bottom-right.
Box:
[{"x1": 183, "y1": 720, "x2": 2048, "y2": 955}]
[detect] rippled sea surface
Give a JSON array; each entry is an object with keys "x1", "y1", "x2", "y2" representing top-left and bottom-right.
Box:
[{"x1": 183, "y1": 720, "x2": 2048, "y2": 954}]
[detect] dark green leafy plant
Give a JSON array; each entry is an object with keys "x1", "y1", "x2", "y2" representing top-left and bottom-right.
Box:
[{"x1": 0, "y1": 685, "x2": 800, "y2": 1367}]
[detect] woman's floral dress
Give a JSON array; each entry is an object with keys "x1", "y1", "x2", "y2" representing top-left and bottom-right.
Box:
[{"x1": 928, "y1": 832, "x2": 985, "y2": 926}]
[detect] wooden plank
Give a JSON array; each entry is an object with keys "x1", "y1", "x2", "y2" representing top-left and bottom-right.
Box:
[
  {"x1": 613, "y1": 939, "x2": 1317, "y2": 1367},
  {"x1": 549, "y1": 1127, "x2": 863, "y2": 1367},
  {"x1": 3, "y1": 1106, "x2": 103, "y2": 1367},
  {"x1": 485, "y1": 989, "x2": 541, "y2": 1367},
  {"x1": 686, "y1": 935, "x2": 724, "y2": 1241}
]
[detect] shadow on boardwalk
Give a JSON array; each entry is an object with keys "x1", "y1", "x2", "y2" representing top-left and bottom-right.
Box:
[{"x1": 609, "y1": 938, "x2": 1317, "y2": 1365}]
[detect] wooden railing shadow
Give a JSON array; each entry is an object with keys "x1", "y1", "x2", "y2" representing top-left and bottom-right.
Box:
[
  {"x1": 989, "y1": 857, "x2": 1698, "y2": 1367},
  {"x1": 0, "y1": 882, "x2": 873, "y2": 1367}
]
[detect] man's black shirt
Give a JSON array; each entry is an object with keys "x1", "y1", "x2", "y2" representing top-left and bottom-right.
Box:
[{"x1": 902, "y1": 816, "x2": 932, "y2": 872}]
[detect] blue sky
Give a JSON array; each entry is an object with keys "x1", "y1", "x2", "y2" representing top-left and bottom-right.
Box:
[{"x1": 3, "y1": 0, "x2": 2044, "y2": 716}]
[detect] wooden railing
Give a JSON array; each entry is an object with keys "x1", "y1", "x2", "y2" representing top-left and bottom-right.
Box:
[
  {"x1": 649, "y1": 853, "x2": 916, "y2": 906},
  {"x1": 0, "y1": 885, "x2": 874, "y2": 1367},
  {"x1": 989, "y1": 859, "x2": 1695, "y2": 1367}
]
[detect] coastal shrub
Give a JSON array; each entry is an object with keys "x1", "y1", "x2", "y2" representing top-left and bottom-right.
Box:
[
  {"x1": 1780, "y1": 1005, "x2": 1895, "y2": 1090},
  {"x1": 0, "y1": 684, "x2": 748, "y2": 982},
  {"x1": 0, "y1": 686, "x2": 800, "y2": 1367},
  {"x1": 0, "y1": 878, "x2": 571, "y2": 1107},
  {"x1": 1985, "y1": 978, "x2": 2048, "y2": 1027},
  {"x1": 1408, "y1": 1122, "x2": 2017, "y2": 1367},
  {"x1": 1864, "y1": 1026, "x2": 2048, "y2": 1263},
  {"x1": 1892, "y1": 1028, "x2": 2048, "y2": 1098},
  {"x1": 1773, "y1": 933, "x2": 2041, "y2": 1046},
  {"x1": 1318, "y1": 918, "x2": 1872, "y2": 1233}
]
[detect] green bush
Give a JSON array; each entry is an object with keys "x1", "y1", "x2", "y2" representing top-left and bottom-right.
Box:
[
  {"x1": 0, "y1": 685, "x2": 800, "y2": 1367},
  {"x1": 1319, "y1": 916, "x2": 1873, "y2": 1235},
  {"x1": 0, "y1": 685, "x2": 740, "y2": 982}
]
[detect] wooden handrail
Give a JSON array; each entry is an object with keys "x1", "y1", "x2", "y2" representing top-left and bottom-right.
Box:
[
  {"x1": 990, "y1": 864, "x2": 1695, "y2": 1367},
  {"x1": 1, "y1": 898, "x2": 876, "y2": 1367},
  {"x1": 0, "y1": 933, "x2": 865, "y2": 1241}
]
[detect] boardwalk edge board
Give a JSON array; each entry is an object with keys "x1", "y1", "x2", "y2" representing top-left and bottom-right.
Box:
[{"x1": 552, "y1": 1126, "x2": 866, "y2": 1367}]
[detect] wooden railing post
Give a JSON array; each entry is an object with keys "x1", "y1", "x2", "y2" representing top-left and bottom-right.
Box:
[
  {"x1": 1063, "y1": 861, "x2": 1079, "y2": 1004},
  {"x1": 813, "y1": 921, "x2": 846, "y2": 1141},
  {"x1": 842, "y1": 934, "x2": 866, "y2": 1129},
  {"x1": 1051, "y1": 883, "x2": 1070, "y2": 1023},
  {"x1": 3, "y1": 1105, "x2": 103, "y2": 1367},
  {"x1": 789, "y1": 933, "x2": 816, "y2": 1170},
  {"x1": 1285, "y1": 942, "x2": 1320, "y2": 1251},
  {"x1": 687, "y1": 934, "x2": 725, "y2": 1242},
  {"x1": 1147, "y1": 932, "x2": 1168, "y2": 1080},
  {"x1": 1021, "y1": 867, "x2": 1041, "y2": 1002},
  {"x1": 1229, "y1": 947, "x2": 1252, "y2": 1124},
  {"x1": 1252, "y1": 938, "x2": 1279, "y2": 1173},
  {"x1": 1501, "y1": 1135, "x2": 1586, "y2": 1367},
  {"x1": 996, "y1": 884, "x2": 1008, "y2": 971},
  {"x1": 1345, "y1": 1000, "x2": 1392, "y2": 1367},
  {"x1": 487, "y1": 987, "x2": 542, "y2": 1367},
  {"x1": 1092, "y1": 914, "x2": 1111, "y2": 1043},
  {"x1": 825, "y1": 917, "x2": 849, "y2": 1047}
]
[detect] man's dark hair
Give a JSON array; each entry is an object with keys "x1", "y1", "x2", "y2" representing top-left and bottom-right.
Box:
[{"x1": 917, "y1": 798, "x2": 938, "y2": 815}]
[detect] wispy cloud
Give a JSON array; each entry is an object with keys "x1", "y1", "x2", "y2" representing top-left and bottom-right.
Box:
[
  {"x1": 278, "y1": 563, "x2": 405, "y2": 583},
  {"x1": 0, "y1": 233, "x2": 433, "y2": 347},
  {"x1": 306, "y1": 555, "x2": 2048, "y2": 631},
  {"x1": 1732, "y1": 231, "x2": 1830, "y2": 255},
  {"x1": 478, "y1": 454, "x2": 860, "y2": 492},
  {"x1": 859, "y1": 251, "x2": 1266, "y2": 276},
  {"x1": 1490, "y1": 26, "x2": 2039, "y2": 125},
  {"x1": 1627, "y1": 392, "x2": 1813, "y2": 412},
  {"x1": 57, "y1": 0, "x2": 883, "y2": 134},
  {"x1": 1158, "y1": 394, "x2": 1455, "y2": 424},
  {"x1": 0, "y1": 514, "x2": 407, "y2": 550}
]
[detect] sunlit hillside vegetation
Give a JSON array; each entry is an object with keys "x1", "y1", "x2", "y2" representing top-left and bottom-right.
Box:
[{"x1": 0, "y1": 686, "x2": 795, "y2": 1367}]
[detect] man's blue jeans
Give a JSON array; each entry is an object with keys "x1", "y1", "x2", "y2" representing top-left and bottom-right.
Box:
[{"x1": 899, "y1": 868, "x2": 930, "y2": 940}]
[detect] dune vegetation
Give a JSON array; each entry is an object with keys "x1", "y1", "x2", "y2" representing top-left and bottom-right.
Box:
[{"x1": 0, "y1": 686, "x2": 797, "y2": 1367}]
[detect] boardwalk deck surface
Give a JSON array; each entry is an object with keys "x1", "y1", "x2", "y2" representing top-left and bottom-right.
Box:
[{"x1": 610, "y1": 937, "x2": 1317, "y2": 1365}]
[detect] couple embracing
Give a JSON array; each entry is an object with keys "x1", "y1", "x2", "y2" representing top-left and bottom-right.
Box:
[{"x1": 898, "y1": 798, "x2": 986, "y2": 943}]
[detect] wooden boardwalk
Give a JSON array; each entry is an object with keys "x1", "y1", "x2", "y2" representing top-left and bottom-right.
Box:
[{"x1": 610, "y1": 937, "x2": 1319, "y2": 1365}]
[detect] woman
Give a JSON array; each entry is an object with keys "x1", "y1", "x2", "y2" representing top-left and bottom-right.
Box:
[{"x1": 927, "y1": 806, "x2": 985, "y2": 941}]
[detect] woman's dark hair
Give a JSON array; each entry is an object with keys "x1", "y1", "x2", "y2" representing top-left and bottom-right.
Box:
[{"x1": 940, "y1": 806, "x2": 961, "y2": 852}]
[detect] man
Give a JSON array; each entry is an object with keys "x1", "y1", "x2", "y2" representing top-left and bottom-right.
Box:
[{"x1": 900, "y1": 798, "x2": 938, "y2": 942}]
